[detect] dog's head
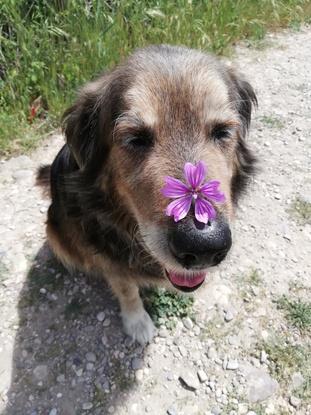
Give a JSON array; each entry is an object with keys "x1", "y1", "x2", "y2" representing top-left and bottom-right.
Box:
[{"x1": 63, "y1": 45, "x2": 257, "y2": 291}]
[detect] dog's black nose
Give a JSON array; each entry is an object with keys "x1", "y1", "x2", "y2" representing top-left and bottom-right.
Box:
[{"x1": 168, "y1": 218, "x2": 232, "y2": 269}]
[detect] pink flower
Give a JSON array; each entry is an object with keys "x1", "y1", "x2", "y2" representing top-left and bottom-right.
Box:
[{"x1": 161, "y1": 161, "x2": 225, "y2": 224}]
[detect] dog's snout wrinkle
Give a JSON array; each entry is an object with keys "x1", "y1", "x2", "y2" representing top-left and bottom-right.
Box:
[{"x1": 168, "y1": 218, "x2": 232, "y2": 269}]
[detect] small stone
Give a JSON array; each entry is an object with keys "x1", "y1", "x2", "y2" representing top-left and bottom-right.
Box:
[
  {"x1": 183, "y1": 317, "x2": 194, "y2": 330},
  {"x1": 159, "y1": 328, "x2": 169, "y2": 338},
  {"x1": 86, "y1": 363, "x2": 94, "y2": 371},
  {"x1": 265, "y1": 402, "x2": 275, "y2": 414},
  {"x1": 12, "y1": 253, "x2": 27, "y2": 273},
  {"x1": 82, "y1": 402, "x2": 93, "y2": 410},
  {"x1": 167, "y1": 407, "x2": 177, "y2": 415},
  {"x1": 131, "y1": 357, "x2": 143, "y2": 370},
  {"x1": 179, "y1": 371, "x2": 200, "y2": 391},
  {"x1": 291, "y1": 372, "x2": 305, "y2": 389},
  {"x1": 228, "y1": 335, "x2": 239, "y2": 346},
  {"x1": 86, "y1": 352, "x2": 96, "y2": 362},
  {"x1": 289, "y1": 396, "x2": 300, "y2": 408},
  {"x1": 39, "y1": 288, "x2": 47, "y2": 294},
  {"x1": 193, "y1": 326, "x2": 201, "y2": 336},
  {"x1": 56, "y1": 374, "x2": 65, "y2": 383},
  {"x1": 75, "y1": 368, "x2": 83, "y2": 377},
  {"x1": 178, "y1": 345, "x2": 187, "y2": 357},
  {"x1": 208, "y1": 347, "x2": 217, "y2": 359},
  {"x1": 226, "y1": 360, "x2": 239, "y2": 370},
  {"x1": 166, "y1": 372, "x2": 174, "y2": 381},
  {"x1": 246, "y1": 412, "x2": 257, "y2": 415},
  {"x1": 108, "y1": 406, "x2": 115, "y2": 414},
  {"x1": 135, "y1": 369, "x2": 144, "y2": 381},
  {"x1": 103, "y1": 318, "x2": 111, "y2": 327},
  {"x1": 224, "y1": 309, "x2": 235, "y2": 322},
  {"x1": 101, "y1": 335, "x2": 108, "y2": 346},
  {"x1": 215, "y1": 388, "x2": 222, "y2": 398},
  {"x1": 211, "y1": 407, "x2": 222, "y2": 415},
  {"x1": 33, "y1": 365, "x2": 48, "y2": 381},
  {"x1": 49, "y1": 410, "x2": 57, "y2": 415},
  {"x1": 197, "y1": 369, "x2": 208, "y2": 383},
  {"x1": 245, "y1": 368, "x2": 279, "y2": 402},
  {"x1": 238, "y1": 403, "x2": 248, "y2": 414},
  {"x1": 96, "y1": 311, "x2": 105, "y2": 322},
  {"x1": 260, "y1": 350, "x2": 268, "y2": 364}
]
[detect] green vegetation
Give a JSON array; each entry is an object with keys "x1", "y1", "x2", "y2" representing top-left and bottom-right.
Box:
[
  {"x1": 238, "y1": 268, "x2": 264, "y2": 305},
  {"x1": 290, "y1": 197, "x2": 311, "y2": 225},
  {"x1": 246, "y1": 268, "x2": 262, "y2": 286},
  {"x1": 263, "y1": 338, "x2": 311, "y2": 400},
  {"x1": 143, "y1": 288, "x2": 194, "y2": 327},
  {"x1": 260, "y1": 115, "x2": 285, "y2": 129},
  {"x1": 277, "y1": 295, "x2": 311, "y2": 331},
  {"x1": 1, "y1": 0, "x2": 311, "y2": 155}
]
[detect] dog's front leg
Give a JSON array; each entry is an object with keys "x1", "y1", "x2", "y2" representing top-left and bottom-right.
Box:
[{"x1": 108, "y1": 275, "x2": 156, "y2": 345}]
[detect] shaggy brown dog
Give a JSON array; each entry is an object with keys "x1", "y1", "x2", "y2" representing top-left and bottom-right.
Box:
[{"x1": 37, "y1": 45, "x2": 257, "y2": 345}]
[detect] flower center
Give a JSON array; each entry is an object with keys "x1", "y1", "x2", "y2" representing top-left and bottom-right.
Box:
[{"x1": 192, "y1": 190, "x2": 199, "y2": 199}]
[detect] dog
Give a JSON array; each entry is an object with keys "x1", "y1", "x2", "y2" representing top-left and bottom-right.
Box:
[{"x1": 37, "y1": 45, "x2": 257, "y2": 345}]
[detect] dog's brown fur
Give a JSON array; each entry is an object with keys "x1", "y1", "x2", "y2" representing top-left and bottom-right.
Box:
[{"x1": 37, "y1": 45, "x2": 257, "y2": 344}]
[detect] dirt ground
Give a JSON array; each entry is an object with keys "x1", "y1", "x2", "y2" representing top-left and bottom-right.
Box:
[{"x1": 0, "y1": 26, "x2": 310, "y2": 415}]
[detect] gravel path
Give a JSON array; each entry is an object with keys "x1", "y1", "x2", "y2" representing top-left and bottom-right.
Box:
[{"x1": 0, "y1": 27, "x2": 310, "y2": 415}]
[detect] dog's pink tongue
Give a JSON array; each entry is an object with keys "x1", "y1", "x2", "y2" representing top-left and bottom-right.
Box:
[{"x1": 167, "y1": 271, "x2": 206, "y2": 288}]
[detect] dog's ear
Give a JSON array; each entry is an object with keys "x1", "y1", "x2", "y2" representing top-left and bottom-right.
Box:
[
  {"x1": 62, "y1": 76, "x2": 113, "y2": 169},
  {"x1": 227, "y1": 68, "x2": 258, "y2": 202},
  {"x1": 227, "y1": 68, "x2": 258, "y2": 138}
]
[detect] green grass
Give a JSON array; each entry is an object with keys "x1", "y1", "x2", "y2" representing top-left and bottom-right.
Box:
[
  {"x1": 259, "y1": 115, "x2": 285, "y2": 129},
  {"x1": 1, "y1": 0, "x2": 311, "y2": 156},
  {"x1": 247, "y1": 268, "x2": 262, "y2": 286},
  {"x1": 277, "y1": 295, "x2": 311, "y2": 331},
  {"x1": 143, "y1": 288, "x2": 194, "y2": 328},
  {"x1": 289, "y1": 197, "x2": 311, "y2": 225},
  {"x1": 263, "y1": 339, "x2": 311, "y2": 400}
]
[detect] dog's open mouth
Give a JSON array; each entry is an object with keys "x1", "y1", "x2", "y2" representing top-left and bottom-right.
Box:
[{"x1": 165, "y1": 269, "x2": 206, "y2": 292}]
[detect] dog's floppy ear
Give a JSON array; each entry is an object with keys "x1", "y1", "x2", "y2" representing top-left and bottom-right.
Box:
[
  {"x1": 227, "y1": 68, "x2": 258, "y2": 137},
  {"x1": 227, "y1": 68, "x2": 258, "y2": 202},
  {"x1": 62, "y1": 76, "x2": 112, "y2": 169}
]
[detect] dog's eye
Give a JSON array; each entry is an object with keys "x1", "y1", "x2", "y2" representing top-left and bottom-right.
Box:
[
  {"x1": 127, "y1": 136, "x2": 152, "y2": 148},
  {"x1": 211, "y1": 126, "x2": 231, "y2": 141},
  {"x1": 124, "y1": 128, "x2": 154, "y2": 151}
]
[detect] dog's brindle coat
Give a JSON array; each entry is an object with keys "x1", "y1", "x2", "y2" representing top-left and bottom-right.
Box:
[{"x1": 38, "y1": 45, "x2": 257, "y2": 344}]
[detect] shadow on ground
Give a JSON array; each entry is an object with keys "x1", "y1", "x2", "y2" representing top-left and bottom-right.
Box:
[{"x1": 5, "y1": 243, "x2": 144, "y2": 414}]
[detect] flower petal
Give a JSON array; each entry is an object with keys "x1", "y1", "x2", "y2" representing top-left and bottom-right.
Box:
[
  {"x1": 161, "y1": 176, "x2": 190, "y2": 198},
  {"x1": 184, "y1": 161, "x2": 207, "y2": 189},
  {"x1": 165, "y1": 195, "x2": 192, "y2": 222},
  {"x1": 200, "y1": 180, "x2": 226, "y2": 202},
  {"x1": 194, "y1": 197, "x2": 216, "y2": 224}
]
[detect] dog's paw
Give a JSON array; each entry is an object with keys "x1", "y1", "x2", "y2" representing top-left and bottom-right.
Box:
[{"x1": 122, "y1": 308, "x2": 156, "y2": 346}]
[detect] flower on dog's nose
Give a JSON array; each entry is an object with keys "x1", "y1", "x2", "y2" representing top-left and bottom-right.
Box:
[{"x1": 161, "y1": 161, "x2": 225, "y2": 224}]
